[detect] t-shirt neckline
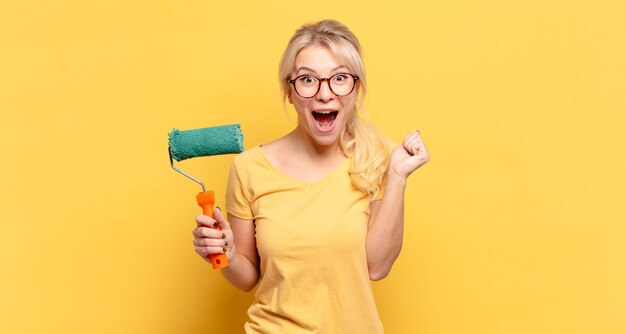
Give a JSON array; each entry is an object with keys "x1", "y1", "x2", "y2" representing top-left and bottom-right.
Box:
[{"x1": 255, "y1": 145, "x2": 350, "y2": 187}]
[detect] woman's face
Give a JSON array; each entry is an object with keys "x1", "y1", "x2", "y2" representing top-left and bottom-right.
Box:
[{"x1": 288, "y1": 45, "x2": 358, "y2": 148}]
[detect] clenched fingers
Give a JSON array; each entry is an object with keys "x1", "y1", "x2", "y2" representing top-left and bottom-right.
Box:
[
  {"x1": 403, "y1": 131, "x2": 424, "y2": 156},
  {"x1": 193, "y1": 225, "x2": 225, "y2": 239},
  {"x1": 196, "y1": 214, "x2": 219, "y2": 228}
]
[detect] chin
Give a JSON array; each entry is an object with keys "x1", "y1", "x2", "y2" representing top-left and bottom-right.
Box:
[
  {"x1": 312, "y1": 133, "x2": 340, "y2": 147},
  {"x1": 307, "y1": 117, "x2": 345, "y2": 147}
]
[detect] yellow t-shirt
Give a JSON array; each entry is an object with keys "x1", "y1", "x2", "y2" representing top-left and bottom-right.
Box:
[{"x1": 226, "y1": 146, "x2": 384, "y2": 334}]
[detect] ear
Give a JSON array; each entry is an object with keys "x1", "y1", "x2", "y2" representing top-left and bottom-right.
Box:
[{"x1": 287, "y1": 88, "x2": 293, "y2": 104}]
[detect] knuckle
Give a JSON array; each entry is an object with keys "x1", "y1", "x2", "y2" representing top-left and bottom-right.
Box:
[
  {"x1": 200, "y1": 228, "x2": 211, "y2": 238},
  {"x1": 194, "y1": 246, "x2": 204, "y2": 256},
  {"x1": 196, "y1": 214, "x2": 209, "y2": 225},
  {"x1": 193, "y1": 238, "x2": 205, "y2": 247},
  {"x1": 195, "y1": 227, "x2": 208, "y2": 238}
]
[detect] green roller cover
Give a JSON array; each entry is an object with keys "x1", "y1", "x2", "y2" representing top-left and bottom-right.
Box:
[{"x1": 169, "y1": 124, "x2": 244, "y2": 161}]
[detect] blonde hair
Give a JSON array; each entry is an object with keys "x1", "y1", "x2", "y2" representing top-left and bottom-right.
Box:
[{"x1": 278, "y1": 19, "x2": 390, "y2": 198}]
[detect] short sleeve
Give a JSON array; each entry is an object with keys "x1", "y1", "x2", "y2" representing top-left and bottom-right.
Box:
[{"x1": 225, "y1": 160, "x2": 254, "y2": 220}]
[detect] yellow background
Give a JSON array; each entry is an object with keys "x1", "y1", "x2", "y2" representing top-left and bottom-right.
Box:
[{"x1": 1, "y1": 1, "x2": 625, "y2": 333}]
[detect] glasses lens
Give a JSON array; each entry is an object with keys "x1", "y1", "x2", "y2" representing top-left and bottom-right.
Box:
[
  {"x1": 292, "y1": 73, "x2": 356, "y2": 98},
  {"x1": 295, "y1": 75, "x2": 319, "y2": 98},
  {"x1": 330, "y1": 73, "x2": 355, "y2": 96}
]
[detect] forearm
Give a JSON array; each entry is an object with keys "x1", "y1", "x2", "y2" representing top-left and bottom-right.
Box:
[
  {"x1": 365, "y1": 174, "x2": 407, "y2": 280},
  {"x1": 220, "y1": 251, "x2": 260, "y2": 291}
]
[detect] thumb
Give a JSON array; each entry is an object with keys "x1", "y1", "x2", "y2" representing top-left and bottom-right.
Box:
[{"x1": 213, "y1": 207, "x2": 231, "y2": 231}]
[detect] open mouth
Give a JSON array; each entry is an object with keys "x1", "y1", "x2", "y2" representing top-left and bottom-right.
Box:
[{"x1": 312, "y1": 110, "x2": 338, "y2": 131}]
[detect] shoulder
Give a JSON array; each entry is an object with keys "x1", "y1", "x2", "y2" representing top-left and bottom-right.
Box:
[
  {"x1": 255, "y1": 133, "x2": 300, "y2": 172},
  {"x1": 257, "y1": 134, "x2": 292, "y2": 161},
  {"x1": 231, "y1": 145, "x2": 279, "y2": 182},
  {"x1": 228, "y1": 147, "x2": 264, "y2": 193},
  {"x1": 231, "y1": 134, "x2": 292, "y2": 176},
  {"x1": 233, "y1": 146, "x2": 262, "y2": 167}
]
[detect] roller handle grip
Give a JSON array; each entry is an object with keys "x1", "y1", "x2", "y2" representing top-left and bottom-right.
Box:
[{"x1": 196, "y1": 191, "x2": 229, "y2": 269}]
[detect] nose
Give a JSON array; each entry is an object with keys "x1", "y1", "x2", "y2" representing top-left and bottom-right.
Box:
[{"x1": 315, "y1": 78, "x2": 335, "y2": 102}]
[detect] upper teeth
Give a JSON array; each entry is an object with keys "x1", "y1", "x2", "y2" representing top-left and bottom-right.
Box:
[{"x1": 315, "y1": 111, "x2": 335, "y2": 114}]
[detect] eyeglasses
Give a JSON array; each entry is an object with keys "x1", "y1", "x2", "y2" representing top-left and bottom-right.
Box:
[{"x1": 288, "y1": 73, "x2": 359, "y2": 99}]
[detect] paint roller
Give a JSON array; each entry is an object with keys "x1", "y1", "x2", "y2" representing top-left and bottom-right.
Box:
[{"x1": 168, "y1": 124, "x2": 244, "y2": 269}]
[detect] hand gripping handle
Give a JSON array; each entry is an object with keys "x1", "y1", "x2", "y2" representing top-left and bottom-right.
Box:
[{"x1": 196, "y1": 191, "x2": 229, "y2": 269}]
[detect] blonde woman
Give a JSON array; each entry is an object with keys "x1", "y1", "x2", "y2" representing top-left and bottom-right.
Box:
[{"x1": 193, "y1": 19, "x2": 430, "y2": 333}]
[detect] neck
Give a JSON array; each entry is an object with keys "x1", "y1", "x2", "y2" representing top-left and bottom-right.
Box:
[{"x1": 288, "y1": 126, "x2": 345, "y2": 161}]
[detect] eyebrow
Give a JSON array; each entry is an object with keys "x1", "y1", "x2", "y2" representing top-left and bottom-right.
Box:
[{"x1": 296, "y1": 65, "x2": 349, "y2": 75}]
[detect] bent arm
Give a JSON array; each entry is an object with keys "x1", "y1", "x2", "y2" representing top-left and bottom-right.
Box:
[
  {"x1": 365, "y1": 130, "x2": 429, "y2": 280},
  {"x1": 365, "y1": 175, "x2": 407, "y2": 281},
  {"x1": 220, "y1": 214, "x2": 260, "y2": 291}
]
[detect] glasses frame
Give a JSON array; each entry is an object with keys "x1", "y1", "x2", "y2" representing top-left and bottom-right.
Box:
[{"x1": 288, "y1": 73, "x2": 359, "y2": 99}]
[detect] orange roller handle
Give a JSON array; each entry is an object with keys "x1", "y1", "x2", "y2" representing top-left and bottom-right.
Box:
[{"x1": 196, "y1": 191, "x2": 229, "y2": 269}]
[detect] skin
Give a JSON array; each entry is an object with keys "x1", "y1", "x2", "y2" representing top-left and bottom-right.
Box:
[{"x1": 192, "y1": 45, "x2": 430, "y2": 290}]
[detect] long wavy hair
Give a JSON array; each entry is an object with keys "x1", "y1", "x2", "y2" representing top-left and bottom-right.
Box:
[{"x1": 278, "y1": 19, "x2": 390, "y2": 199}]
